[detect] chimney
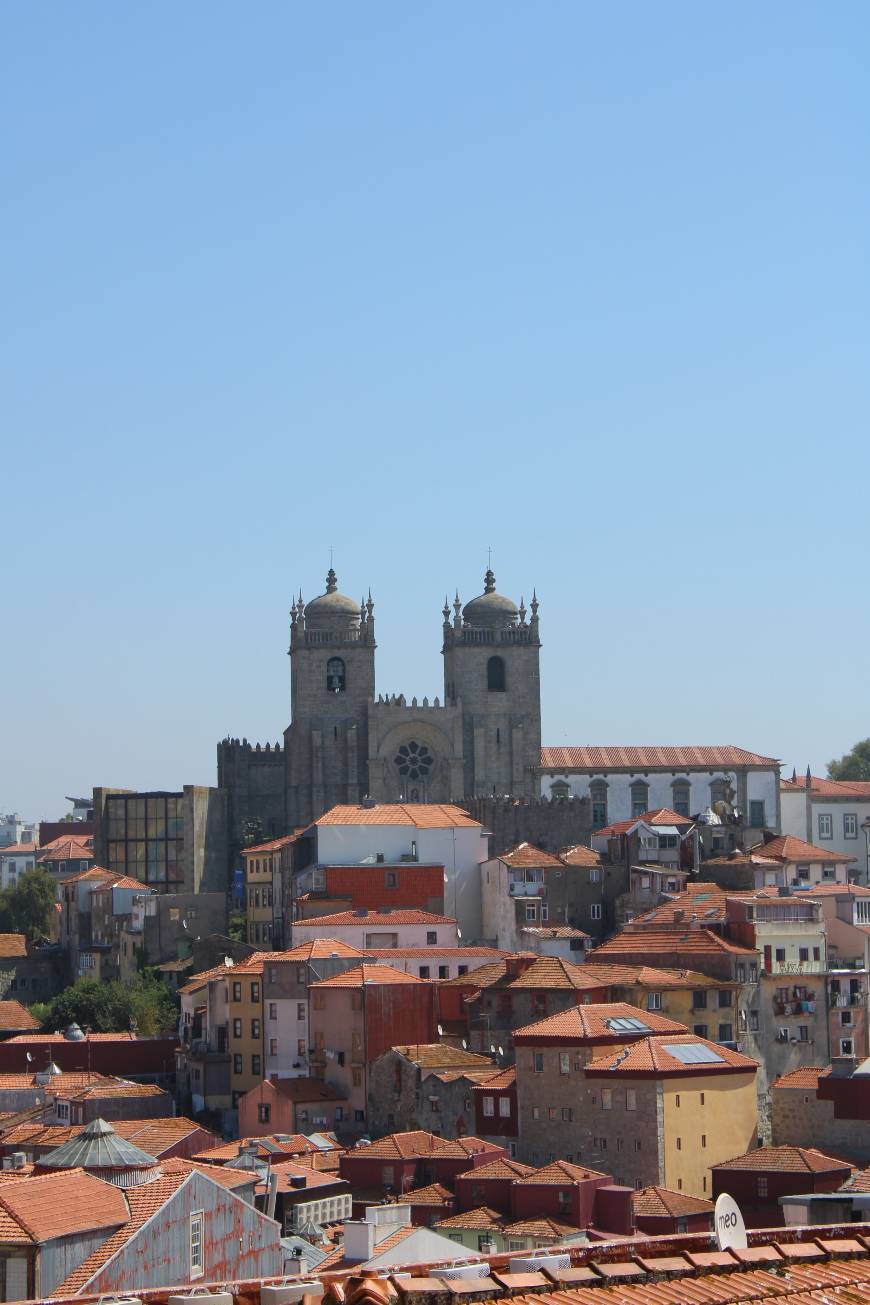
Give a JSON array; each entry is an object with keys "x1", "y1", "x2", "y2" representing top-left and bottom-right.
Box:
[
  {"x1": 341, "y1": 1219, "x2": 377, "y2": 1262},
  {"x1": 503, "y1": 956, "x2": 535, "y2": 979}
]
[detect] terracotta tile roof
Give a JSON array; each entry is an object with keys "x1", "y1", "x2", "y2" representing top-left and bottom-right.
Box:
[
  {"x1": 842, "y1": 1166, "x2": 870, "y2": 1192},
  {"x1": 61, "y1": 865, "x2": 116, "y2": 885},
  {"x1": 193, "y1": 1134, "x2": 321, "y2": 1163},
  {"x1": 514, "y1": 1160, "x2": 609, "y2": 1185},
  {"x1": 557, "y1": 844, "x2": 603, "y2": 867},
  {"x1": 628, "y1": 883, "x2": 735, "y2": 926},
  {"x1": 796, "y1": 882, "x2": 870, "y2": 897},
  {"x1": 436, "y1": 1205, "x2": 504, "y2": 1230},
  {"x1": 771, "y1": 1066, "x2": 827, "y2": 1090},
  {"x1": 781, "y1": 774, "x2": 870, "y2": 798},
  {"x1": 541, "y1": 745, "x2": 779, "y2": 769},
  {"x1": 0, "y1": 843, "x2": 38, "y2": 856},
  {"x1": 177, "y1": 962, "x2": 233, "y2": 994},
  {"x1": 497, "y1": 843, "x2": 563, "y2": 869},
  {"x1": 577, "y1": 962, "x2": 725, "y2": 990},
  {"x1": 402, "y1": 1182, "x2": 453, "y2": 1206},
  {"x1": 259, "y1": 1159, "x2": 342, "y2": 1193},
  {"x1": 36, "y1": 836, "x2": 93, "y2": 862},
  {"x1": 586, "y1": 1033, "x2": 759, "y2": 1077},
  {"x1": 315, "y1": 804, "x2": 482, "y2": 829},
  {"x1": 158, "y1": 1155, "x2": 255, "y2": 1189},
  {"x1": 502, "y1": 1215, "x2": 581, "y2": 1237},
  {"x1": 0, "y1": 936, "x2": 26, "y2": 959},
  {"x1": 310, "y1": 963, "x2": 430, "y2": 988},
  {"x1": 513, "y1": 1002, "x2": 688, "y2": 1044},
  {"x1": 346, "y1": 1131, "x2": 497, "y2": 1161},
  {"x1": 392, "y1": 1045, "x2": 496, "y2": 1070},
  {"x1": 0, "y1": 1071, "x2": 108, "y2": 1093},
  {"x1": 520, "y1": 926, "x2": 591, "y2": 941},
  {"x1": 53, "y1": 1169, "x2": 191, "y2": 1295},
  {"x1": 632, "y1": 1184, "x2": 714, "y2": 1218},
  {"x1": 0, "y1": 1001, "x2": 40, "y2": 1032},
  {"x1": 472, "y1": 1066, "x2": 515, "y2": 1092},
  {"x1": 748, "y1": 833, "x2": 855, "y2": 865},
  {"x1": 4, "y1": 1030, "x2": 150, "y2": 1045},
  {"x1": 67, "y1": 1081, "x2": 168, "y2": 1101},
  {"x1": 438, "y1": 955, "x2": 605, "y2": 992},
  {"x1": 713, "y1": 1145, "x2": 851, "y2": 1174},
  {"x1": 270, "y1": 940, "x2": 367, "y2": 960},
  {"x1": 0, "y1": 1168, "x2": 128, "y2": 1244},
  {"x1": 455, "y1": 1157, "x2": 534, "y2": 1180},
  {"x1": 364, "y1": 946, "x2": 507, "y2": 960},
  {"x1": 297, "y1": 909, "x2": 455, "y2": 927},
  {"x1": 242, "y1": 834, "x2": 299, "y2": 853},
  {"x1": 595, "y1": 808, "x2": 693, "y2": 838},
  {"x1": 590, "y1": 928, "x2": 757, "y2": 961}
]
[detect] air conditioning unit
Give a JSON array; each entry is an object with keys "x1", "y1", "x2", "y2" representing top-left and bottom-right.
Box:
[
  {"x1": 437, "y1": 1262, "x2": 491, "y2": 1281},
  {"x1": 262, "y1": 1283, "x2": 325, "y2": 1305},
  {"x1": 509, "y1": 1253, "x2": 571, "y2": 1275}
]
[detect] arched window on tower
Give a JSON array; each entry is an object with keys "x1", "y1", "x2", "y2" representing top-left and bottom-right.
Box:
[
  {"x1": 326, "y1": 657, "x2": 346, "y2": 694},
  {"x1": 487, "y1": 656, "x2": 506, "y2": 692}
]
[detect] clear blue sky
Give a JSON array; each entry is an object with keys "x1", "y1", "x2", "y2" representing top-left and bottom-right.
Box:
[{"x1": 3, "y1": 3, "x2": 868, "y2": 819}]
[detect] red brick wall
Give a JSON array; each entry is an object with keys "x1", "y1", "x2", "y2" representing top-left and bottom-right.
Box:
[
  {"x1": 364, "y1": 984, "x2": 436, "y2": 1062},
  {"x1": 324, "y1": 865, "x2": 445, "y2": 913}
]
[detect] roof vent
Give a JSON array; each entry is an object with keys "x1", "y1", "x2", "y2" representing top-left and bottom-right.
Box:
[
  {"x1": 64, "y1": 1022, "x2": 86, "y2": 1042},
  {"x1": 361, "y1": 797, "x2": 377, "y2": 810}
]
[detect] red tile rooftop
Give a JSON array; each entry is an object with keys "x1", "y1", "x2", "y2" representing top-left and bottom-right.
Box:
[
  {"x1": 590, "y1": 928, "x2": 757, "y2": 958},
  {"x1": 344, "y1": 1131, "x2": 497, "y2": 1161},
  {"x1": 314, "y1": 804, "x2": 482, "y2": 828},
  {"x1": 712, "y1": 1145, "x2": 851, "y2": 1174},
  {"x1": 557, "y1": 844, "x2": 603, "y2": 867},
  {"x1": 747, "y1": 833, "x2": 855, "y2": 864},
  {"x1": 585, "y1": 1032, "x2": 759, "y2": 1077},
  {"x1": 0, "y1": 1001, "x2": 40, "y2": 1032},
  {"x1": 514, "y1": 1159, "x2": 609, "y2": 1184},
  {"x1": 541, "y1": 745, "x2": 779, "y2": 769},
  {"x1": 781, "y1": 773, "x2": 870, "y2": 797},
  {"x1": 497, "y1": 843, "x2": 564, "y2": 869},
  {"x1": 771, "y1": 1065, "x2": 828, "y2": 1089},
  {"x1": 632, "y1": 1185, "x2": 714, "y2": 1219},
  {"x1": 513, "y1": 1001, "x2": 688, "y2": 1043},
  {"x1": 594, "y1": 808, "x2": 693, "y2": 837}
]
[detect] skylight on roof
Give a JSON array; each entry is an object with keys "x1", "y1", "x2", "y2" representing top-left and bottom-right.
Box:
[
  {"x1": 662, "y1": 1043, "x2": 724, "y2": 1064},
  {"x1": 607, "y1": 1017, "x2": 650, "y2": 1034}
]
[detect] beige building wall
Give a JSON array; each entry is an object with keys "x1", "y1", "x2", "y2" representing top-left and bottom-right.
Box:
[{"x1": 660, "y1": 1073, "x2": 757, "y2": 1198}]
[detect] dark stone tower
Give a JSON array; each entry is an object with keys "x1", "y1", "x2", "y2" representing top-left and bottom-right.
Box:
[
  {"x1": 284, "y1": 569, "x2": 375, "y2": 827},
  {"x1": 442, "y1": 569, "x2": 541, "y2": 798}
]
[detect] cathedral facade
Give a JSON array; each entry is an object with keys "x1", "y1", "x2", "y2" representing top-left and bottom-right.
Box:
[{"x1": 218, "y1": 567, "x2": 542, "y2": 838}]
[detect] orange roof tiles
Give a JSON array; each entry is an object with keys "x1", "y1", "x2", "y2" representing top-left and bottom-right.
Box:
[
  {"x1": 296, "y1": 909, "x2": 455, "y2": 927},
  {"x1": 310, "y1": 963, "x2": 429, "y2": 987},
  {"x1": 158, "y1": 1155, "x2": 255, "y2": 1189},
  {"x1": 747, "y1": 833, "x2": 855, "y2": 864},
  {"x1": 402, "y1": 1182, "x2": 453, "y2": 1206},
  {"x1": 391, "y1": 1045, "x2": 496, "y2": 1069},
  {"x1": 712, "y1": 1145, "x2": 850, "y2": 1174},
  {"x1": 585, "y1": 1033, "x2": 759, "y2": 1077},
  {"x1": 781, "y1": 774, "x2": 870, "y2": 798},
  {"x1": 315, "y1": 804, "x2": 482, "y2": 828},
  {"x1": 438, "y1": 954, "x2": 605, "y2": 992},
  {"x1": 577, "y1": 962, "x2": 725, "y2": 989},
  {"x1": 595, "y1": 808, "x2": 693, "y2": 838},
  {"x1": 513, "y1": 1002, "x2": 688, "y2": 1043},
  {"x1": 456, "y1": 1157, "x2": 534, "y2": 1180},
  {"x1": 242, "y1": 834, "x2": 299, "y2": 854},
  {"x1": 0, "y1": 1001, "x2": 40, "y2": 1032},
  {"x1": 364, "y1": 946, "x2": 507, "y2": 960},
  {"x1": 771, "y1": 1066, "x2": 827, "y2": 1090},
  {"x1": 0, "y1": 843, "x2": 38, "y2": 856},
  {"x1": 541, "y1": 745, "x2": 778, "y2": 769},
  {"x1": 0, "y1": 936, "x2": 26, "y2": 959},
  {"x1": 36, "y1": 836, "x2": 93, "y2": 862},
  {"x1": 346, "y1": 1131, "x2": 496, "y2": 1161},
  {"x1": 497, "y1": 843, "x2": 563, "y2": 869},
  {"x1": 472, "y1": 1066, "x2": 515, "y2": 1092},
  {"x1": 590, "y1": 927, "x2": 756, "y2": 960},
  {"x1": 0, "y1": 1168, "x2": 128, "y2": 1244},
  {"x1": 436, "y1": 1205, "x2": 504, "y2": 1230},
  {"x1": 632, "y1": 1184, "x2": 714, "y2": 1218},
  {"x1": 502, "y1": 1215, "x2": 581, "y2": 1237},
  {"x1": 557, "y1": 844, "x2": 602, "y2": 867},
  {"x1": 514, "y1": 1159, "x2": 609, "y2": 1184},
  {"x1": 270, "y1": 940, "x2": 367, "y2": 960}
]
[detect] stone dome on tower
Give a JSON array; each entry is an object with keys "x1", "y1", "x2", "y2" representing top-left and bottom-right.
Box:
[
  {"x1": 303, "y1": 569, "x2": 360, "y2": 631},
  {"x1": 462, "y1": 569, "x2": 519, "y2": 629}
]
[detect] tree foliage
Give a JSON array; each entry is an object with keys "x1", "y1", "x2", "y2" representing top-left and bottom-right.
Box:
[
  {"x1": 828, "y1": 739, "x2": 870, "y2": 782},
  {"x1": 40, "y1": 971, "x2": 177, "y2": 1036},
  {"x1": 0, "y1": 869, "x2": 56, "y2": 939}
]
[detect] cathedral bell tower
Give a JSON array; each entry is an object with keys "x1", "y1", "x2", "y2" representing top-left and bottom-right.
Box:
[
  {"x1": 442, "y1": 569, "x2": 541, "y2": 798},
  {"x1": 284, "y1": 569, "x2": 375, "y2": 826}
]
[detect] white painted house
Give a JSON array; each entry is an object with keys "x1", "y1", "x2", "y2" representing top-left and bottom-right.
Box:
[
  {"x1": 780, "y1": 773, "x2": 870, "y2": 886},
  {"x1": 290, "y1": 908, "x2": 458, "y2": 951},
  {"x1": 539, "y1": 745, "x2": 781, "y2": 843},
  {"x1": 304, "y1": 802, "x2": 490, "y2": 940}
]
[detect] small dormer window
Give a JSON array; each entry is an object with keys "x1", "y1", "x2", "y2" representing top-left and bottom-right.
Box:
[{"x1": 326, "y1": 657, "x2": 345, "y2": 693}]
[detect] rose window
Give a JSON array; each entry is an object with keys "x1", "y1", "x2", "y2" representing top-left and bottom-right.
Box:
[{"x1": 395, "y1": 741, "x2": 434, "y2": 781}]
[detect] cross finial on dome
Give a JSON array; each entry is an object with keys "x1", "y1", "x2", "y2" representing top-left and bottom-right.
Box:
[
  {"x1": 483, "y1": 568, "x2": 496, "y2": 594},
  {"x1": 325, "y1": 568, "x2": 338, "y2": 594}
]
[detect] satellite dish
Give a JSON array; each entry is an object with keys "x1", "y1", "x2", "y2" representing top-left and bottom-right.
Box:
[
  {"x1": 461, "y1": 1039, "x2": 467, "y2": 1049},
  {"x1": 437, "y1": 1024, "x2": 443, "y2": 1036},
  {"x1": 714, "y1": 1193, "x2": 747, "y2": 1251}
]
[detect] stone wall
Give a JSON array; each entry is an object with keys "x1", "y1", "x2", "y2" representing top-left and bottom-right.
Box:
[
  {"x1": 217, "y1": 739, "x2": 286, "y2": 865},
  {"x1": 459, "y1": 796, "x2": 593, "y2": 857},
  {"x1": 772, "y1": 1086, "x2": 870, "y2": 1165}
]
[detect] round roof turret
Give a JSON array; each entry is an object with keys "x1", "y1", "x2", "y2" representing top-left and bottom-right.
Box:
[
  {"x1": 303, "y1": 569, "x2": 361, "y2": 631},
  {"x1": 462, "y1": 570, "x2": 519, "y2": 629}
]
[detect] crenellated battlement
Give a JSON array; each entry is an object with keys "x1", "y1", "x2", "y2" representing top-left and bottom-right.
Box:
[
  {"x1": 218, "y1": 737, "x2": 283, "y2": 755},
  {"x1": 373, "y1": 694, "x2": 459, "y2": 711}
]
